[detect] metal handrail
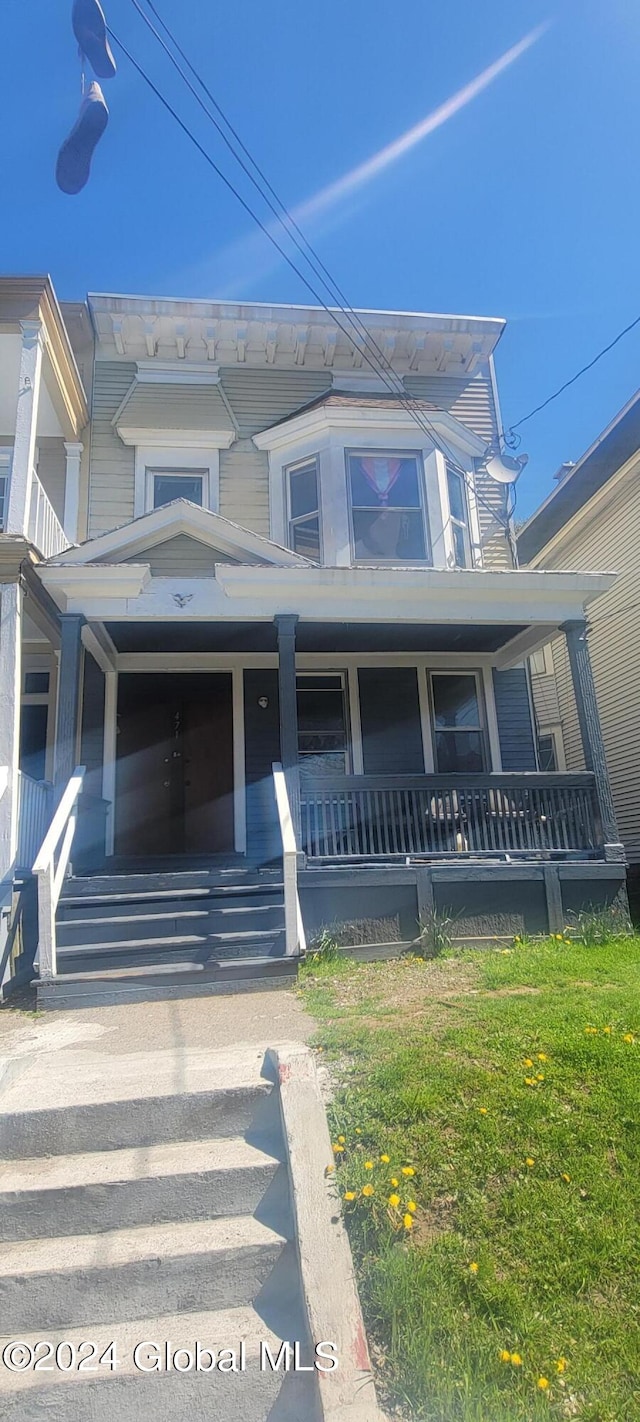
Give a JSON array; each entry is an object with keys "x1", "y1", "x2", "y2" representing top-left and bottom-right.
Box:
[
  {"x1": 32, "y1": 766, "x2": 85, "y2": 979},
  {"x1": 272, "y1": 762, "x2": 306, "y2": 958}
]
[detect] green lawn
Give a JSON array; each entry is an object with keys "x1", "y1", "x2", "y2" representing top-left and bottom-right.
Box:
[{"x1": 299, "y1": 936, "x2": 640, "y2": 1421}]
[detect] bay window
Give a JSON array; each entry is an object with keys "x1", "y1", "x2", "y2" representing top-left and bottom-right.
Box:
[
  {"x1": 287, "y1": 457, "x2": 321, "y2": 561},
  {"x1": 446, "y1": 466, "x2": 471, "y2": 568},
  {"x1": 347, "y1": 452, "x2": 429, "y2": 562}
]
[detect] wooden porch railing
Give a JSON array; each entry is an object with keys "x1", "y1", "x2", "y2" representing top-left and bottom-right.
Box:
[
  {"x1": 17, "y1": 773, "x2": 53, "y2": 870},
  {"x1": 272, "y1": 762, "x2": 306, "y2": 957},
  {"x1": 300, "y1": 773, "x2": 602, "y2": 860},
  {"x1": 27, "y1": 469, "x2": 70, "y2": 560},
  {"x1": 32, "y1": 767, "x2": 85, "y2": 979}
]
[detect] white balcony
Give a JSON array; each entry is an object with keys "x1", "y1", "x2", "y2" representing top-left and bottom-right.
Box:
[{"x1": 27, "y1": 470, "x2": 70, "y2": 560}]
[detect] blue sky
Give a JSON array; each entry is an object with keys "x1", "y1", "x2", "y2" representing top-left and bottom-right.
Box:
[{"x1": 1, "y1": 0, "x2": 639, "y2": 517}]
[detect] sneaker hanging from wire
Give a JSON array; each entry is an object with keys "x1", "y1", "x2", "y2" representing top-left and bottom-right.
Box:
[
  {"x1": 72, "y1": 0, "x2": 116, "y2": 79},
  {"x1": 56, "y1": 82, "x2": 109, "y2": 194}
]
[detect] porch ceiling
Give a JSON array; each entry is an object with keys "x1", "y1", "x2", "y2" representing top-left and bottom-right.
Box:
[{"x1": 103, "y1": 619, "x2": 526, "y2": 654}]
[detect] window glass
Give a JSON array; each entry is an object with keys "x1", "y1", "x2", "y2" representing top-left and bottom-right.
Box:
[
  {"x1": 297, "y1": 675, "x2": 347, "y2": 780},
  {"x1": 152, "y1": 472, "x2": 204, "y2": 509},
  {"x1": 287, "y1": 460, "x2": 320, "y2": 562},
  {"x1": 19, "y1": 704, "x2": 48, "y2": 781},
  {"x1": 348, "y1": 454, "x2": 428, "y2": 562},
  {"x1": 24, "y1": 671, "x2": 50, "y2": 694},
  {"x1": 431, "y1": 674, "x2": 485, "y2": 772},
  {"x1": 537, "y1": 733, "x2": 557, "y2": 772},
  {"x1": 447, "y1": 467, "x2": 469, "y2": 568}
]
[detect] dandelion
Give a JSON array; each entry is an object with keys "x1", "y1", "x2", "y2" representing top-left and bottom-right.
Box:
[
  {"x1": 362, "y1": 1184, "x2": 374, "y2": 1198},
  {"x1": 584, "y1": 1026, "x2": 598, "y2": 1035},
  {"x1": 390, "y1": 1177, "x2": 399, "y2": 1188},
  {"x1": 402, "y1": 1166, "x2": 416, "y2": 1176},
  {"x1": 403, "y1": 1213, "x2": 413, "y2": 1230},
  {"x1": 325, "y1": 1164, "x2": 335, "y2": 1175},
  {"x1": 555, "y1": 933, "x2": 563, "y2": 940},
  {"x1": 337, "y1": 1135, "x2": 345, "y2": 1144},
  {"x1": 524, "y1": 1077, "x2": 536, "y2": 1086},
  {"x1": 501, "y1": 949, "x2": 512, "y2": 955},
  {"x1": 355, "y1": 1128, "x2": 361, "y2": 1135},
  {"x1": 332, "y1": 1143, "x2": 344, "y2": 1154},
  {"x1": 364, "y1": 1161, "x2": 374, "y2": 1170},
  {"x1": 537, "y1": 1073, "x2": 545, "y2": 1081},
  {"x1": 523, "y1": 1057, "x2": 534, "y2": 1067},
  {"x1": 510, "y1": 1353, "x2": 523, "y2": 1367},
  {"x1": 561, "y1": 1172, "x2": 571, "y2": 1183},
  {"x1": 537, "y1": 1376, "x2": 550, "y2": 1390},
  {"x1": 537, "y1": 1053, "x2": 548, "y2": 1061},
  {"x1": 526, "y1": 1157, "x2": 535, "y2": 1167},
  {"x1": 380, "y1": 1154, "x2": 390, "y2": 1164},
  {"x1": 344, "y1": 1191, "x2": 356, "y2": 1202},
  {"x1": 555, "y1": 1358, "x2": 567, "y2": 1374},
  {"x1": 499, "y1": 1350, "x2": 511, "y2": 1363},
  {"x1": 388, "y1": 1193, "x2": 400, "y2": 1208},
  {"x1": 623, "y1": 1033, "x2": 635, "y2": 1044},
  {"x1": 468, "y1": 1261, "x2": 479, "y2": 1274},
  {"x1": 407, "y1": 1200, "x2": 417, "y2": 1213},
  {"x1": 602, "y1": 1026, "x2": 612, "y2": 1034},
  {"x1": 478, "y1": 1107, "x2": 488, "y2": 1115}
]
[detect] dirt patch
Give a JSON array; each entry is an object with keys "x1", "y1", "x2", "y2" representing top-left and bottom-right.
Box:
[
  {"x1": 413, "y1": 1191, "x2": 458, "y2": 1245},
  {"x1": 305, "y1": 956, "x2": 479, "y2": 1018}
]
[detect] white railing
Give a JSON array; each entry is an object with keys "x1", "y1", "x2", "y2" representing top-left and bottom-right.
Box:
[
  {"x1": 32, "y1": 766, "x2": 85, "y2": 979},
  {"x1": 27, "y1": 469, "x2": 70, "y2": 560},
  {"x1": 17, "y1": 773, "x2": 53, "y2": 869},
  {"x1": 272, "y1": 762, "x2": 306, "y2": 958}
]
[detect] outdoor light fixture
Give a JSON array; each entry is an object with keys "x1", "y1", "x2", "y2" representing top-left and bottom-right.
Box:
[{"x1": 258, "y1": 696, "x2": 269, "y2": 709}]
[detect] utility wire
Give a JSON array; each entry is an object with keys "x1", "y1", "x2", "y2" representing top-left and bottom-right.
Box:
[
  {"x1": 108, "y1": 18, "x2": 511, "y2": 535},
  {"x1": 502, "y1": 314, "x2": 640, "y2": 446}
]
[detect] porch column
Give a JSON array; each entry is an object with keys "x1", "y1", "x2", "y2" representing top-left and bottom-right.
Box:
[
  {"x1": 275, "y1": 613, "x2": 300, "y2": 841},
  {"x1": 6, "y1": 320, "x2": 44, "y2": 538},
  {"x1": 63, "y1": 442, "x2": 83, "y2": 543},
  {"x1": 562, "y1": 618, "x2": 619, "y2": 847},
  {"x1": 0, "y1": 582, "x2": 23, "y2": 876},
  {"x1": 54, "y1": 614, "x2": 84, "y2": 791}
]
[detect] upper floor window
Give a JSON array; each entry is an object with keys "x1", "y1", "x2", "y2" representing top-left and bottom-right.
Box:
[
  {"x1": 287, "y1": 458, "x2": 321, "y2": 561},
  {"x1": 430, "y1": 672, "x2": 486, "y2": 773},
  {"x1": 347, "y1": 452, "x2": 429, "y2": 562},
  {"x1": 150, "y1": 468, "x2": 206, "y2": 510},
  {"x1": 446, "y1": 466, "x2": 471, "y2": 568}
]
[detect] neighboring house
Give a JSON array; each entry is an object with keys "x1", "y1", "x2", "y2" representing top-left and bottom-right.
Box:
[
  {"x1": 0, "y1": 277, "x2": 625, "y2": 1004},
  {"x1": 519, "y1": 390, "x2": 640, "y2": 908}
]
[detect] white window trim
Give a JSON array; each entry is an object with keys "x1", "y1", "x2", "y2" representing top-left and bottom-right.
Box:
[
  {"x1": 134, "y1": 445, "x2": 221, "y2": 518},
  {"x1": 529, "y1": 643, "x2": 554, "y2": 677},
  {"x1": 285, "y1": 455, "x2": 323, "y2": 563},
  {"x1": 345, "y1": 447, "x2": 432, "y2": 567},
  {"x1": 536, "y1": 723, "x2": 566, "y2": 772},
  {"x1": 436, "y1": 452, "x2": 483, "y2": 570}
]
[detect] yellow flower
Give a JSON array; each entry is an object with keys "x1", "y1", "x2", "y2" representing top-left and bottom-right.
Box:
[
  {"x1": 555, "y1": 933, "x2": 563, "y2": 940},
  {"x1": 355, "y1": 1128, "x2": 361, "y2": 1134},
  {"x1": 403, "y1": 1213, "x2": 413, "y2": 1230},
  {"x1": 390, "y1": 1177, "x2": 399, "y2": 1188},
  {"x1": 602, "y1": 1026, "x2": 612, "y2": 1034},
  {"x1": 468, "y1": 1261, "x2": 479, "y2": 1274},
  {"x1": 499, "y1": 1349, "x2": 511, "y2": 1363},
  {"x1": 584, "y1": 1026, "x2": 598, "y2": 1035},
  {"x1": 478, "y1": 1107, "x2": 488, "y2": 1115},
  {"x1": 623, "y1": 1033, "x2": 635, "y2": 1044},
  {"x1": 510, "y1": 1352, "x2": 522, "y2": 1367},
  {"x1": 501, "y1": 948, "x2": 512, "y2": 954},
  {"x1": 561, "y1": 1172, "x2": 571, "y2": 1183},
  {"x1": 537, "y1": 1376, "x2": 550, "y2": 1390},
  {"x1": 344, "y1": 1191, "x2": 356, "y2": 1201},
  {"x1": 325, "y1": 1164, "x2": 335, "y2": 1175},
  {"x1": 332, "y1": 1143, "x2": 344, "y2": 1154},
  {"x1": 555, "y1": 1357, "x2": 567, "y2": 1374},
  {"x1": 523, "y1": 1058, "x2": 534, "y2": 1067},
  {"x1": 407, "y1": 1200, "x2": 417, "y2": 1213},
  {"x1": 524, "y1": 1077, "x2": 536, "y2": 1086},
  {"x1": 337, "y1": 1135, "x2": 345, "y2": 1144},
  {"x1": 364, "y1": 1161, "x2": 374, "y2": 1170},
  {"x1": 402, "y1": 1166, "x2": 416, "y2": 1176},
  {"x1": 537, "y1": 1052, "x2": 548, "y2": 1061},
  {"x1": 526, "y1": 1157, "x2": 535, "y2": 1167},
  {"x1": 536, "y1": 1073, "x2": 545, "y2": 1081},
  {"x1": 380, "y1": 1154, "x2": 390, "y2": 1164},
  {"x1": 388, "y1": 1193, "x2": 401, "y2": 1208},
  {"x1": 362, "y1": 1184, "x2": 374, "y2": 1198}
]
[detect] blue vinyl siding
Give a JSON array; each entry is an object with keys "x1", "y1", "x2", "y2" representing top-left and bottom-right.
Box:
[
  {"x1": 243, "y1": 669, "x2": 281, "y2": 865},
  {"x1": 492, "y1": 667, "x2": 537, "y2": 770}
]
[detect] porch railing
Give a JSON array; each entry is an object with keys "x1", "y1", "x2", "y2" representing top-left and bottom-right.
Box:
[
  {"x1": 32, "y1": 766, "x2": 85, "y2": 979},
  {"x1": 272, "y1": 762, "x2": 306, "y2": 957},
  {"x1": 300, "y1": 773, "x2": 602, "y2": 860},
  {"x1": 17, "y1": 773, "x2": 53, "y2": 869},
  {"x1": 27, "y1": 469, "x2": 70, "y2": 560}
]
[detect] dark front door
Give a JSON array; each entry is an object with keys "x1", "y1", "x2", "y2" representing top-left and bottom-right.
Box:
[{"x1": 115, "y1": 673, "x2": 234, "y2": 856}]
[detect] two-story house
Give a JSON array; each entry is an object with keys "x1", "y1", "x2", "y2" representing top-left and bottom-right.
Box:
[{"x1": 0, "y1": 279, "x2": 625, "y2": 1007}]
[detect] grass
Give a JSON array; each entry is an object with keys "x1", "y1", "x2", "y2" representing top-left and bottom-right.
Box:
[{"x1": 298, "y1": 936, "x2": 640, "y2": 1421}]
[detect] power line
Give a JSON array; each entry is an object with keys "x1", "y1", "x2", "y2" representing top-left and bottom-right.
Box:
[
  {"x1": 108, "y1": 19, "x2": 511, "y2": 535},
  {"x1": 502, "y1": 314, "x2": 640, "y2": 446}
]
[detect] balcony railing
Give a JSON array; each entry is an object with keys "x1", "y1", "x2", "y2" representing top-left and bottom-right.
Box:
[
  {"x1": 17, "y1": 772, "x2": 53, "y2": 869},
  {"x1": 300, "y1": 773, "x2": 602, "y2": 860},
  {"x1": 27, "y1": 470, "x2": 70, "y2": 559}
]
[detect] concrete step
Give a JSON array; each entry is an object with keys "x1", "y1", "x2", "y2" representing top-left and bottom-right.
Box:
[
  {"x1": 55, "y1": 915, "x2": 284, "y2": 949},
  {"x1": 0, "y1": 1048, "x2": 277, "y2": 1158},
  {"x1": 36, "y1": 957, "x2": 298, "y2": 1009},
  {"x1": 0, "y1": 1136, "x2": 285, "y2": 1242},
  {"x1": 0, "y1": 1215, "x2": 290, "y2": 1332},
  {"x1": 0, "y1": 1300, "x2": 320, "y2": 1421}
]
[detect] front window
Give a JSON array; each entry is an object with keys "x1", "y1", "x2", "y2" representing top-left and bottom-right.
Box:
[
  {"x1": 431, "y1": 673, "x2": 486, "y2": 773},
  {"x1": 287, "y1": 458, "x2": 320, "y2": 561},
  {"x1": 297, "y1": 674, "x2": 347, "y2": 781},
  {"x1": 347, "y1": 452, "x2": 429, "y2": 562},
  {"x1": 537, "y1": 732, "x2": 558, "y2": 772},
  {"x1": 150, "y1": 469, "x2": 205, "y2": 509},
  {"x1": 447, "y1": 467, "x2": 470, "y2": 568}
]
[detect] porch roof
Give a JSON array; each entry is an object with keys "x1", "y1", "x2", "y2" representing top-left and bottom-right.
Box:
[{"x1": 102, "y1": 619, "x2": 528, "y2": 655}]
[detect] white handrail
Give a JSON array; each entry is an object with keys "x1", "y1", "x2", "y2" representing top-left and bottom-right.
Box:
[
  {"x1": 32, "y1": 766, "x2": 85, "y2": 980},
  {"x1": 272, "y1": 762, "x2": 306, "y2": 958},
  {"x1": 27, "y1": 469, "x2": 70, "y2": 560}
]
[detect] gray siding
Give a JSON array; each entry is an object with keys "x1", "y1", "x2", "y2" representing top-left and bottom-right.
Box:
[
  {"x1": 122, "y1": 534, "x2": 239, "y2": 576},
  {"x1": 219, "y1": 368, "x2": 331, "y2": 438},
  {"x1": 243, "y1": 669, "x2": 281, "y2": 865},
  {"x1": 358, "y1": 667, "x2": 425, "y2": 774},
  {"x1": 492, "y1": 667, "x2": 537, "y2": 770},
  {"x1": 115, "y1": 380, "x2": 234, "y2": 433},
  {"x1": 219, "y1": 440, "x2": 271, "y2": 537},
  {"x1": 89, "y1": 362, "x2": 136, "y2": 538}
]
